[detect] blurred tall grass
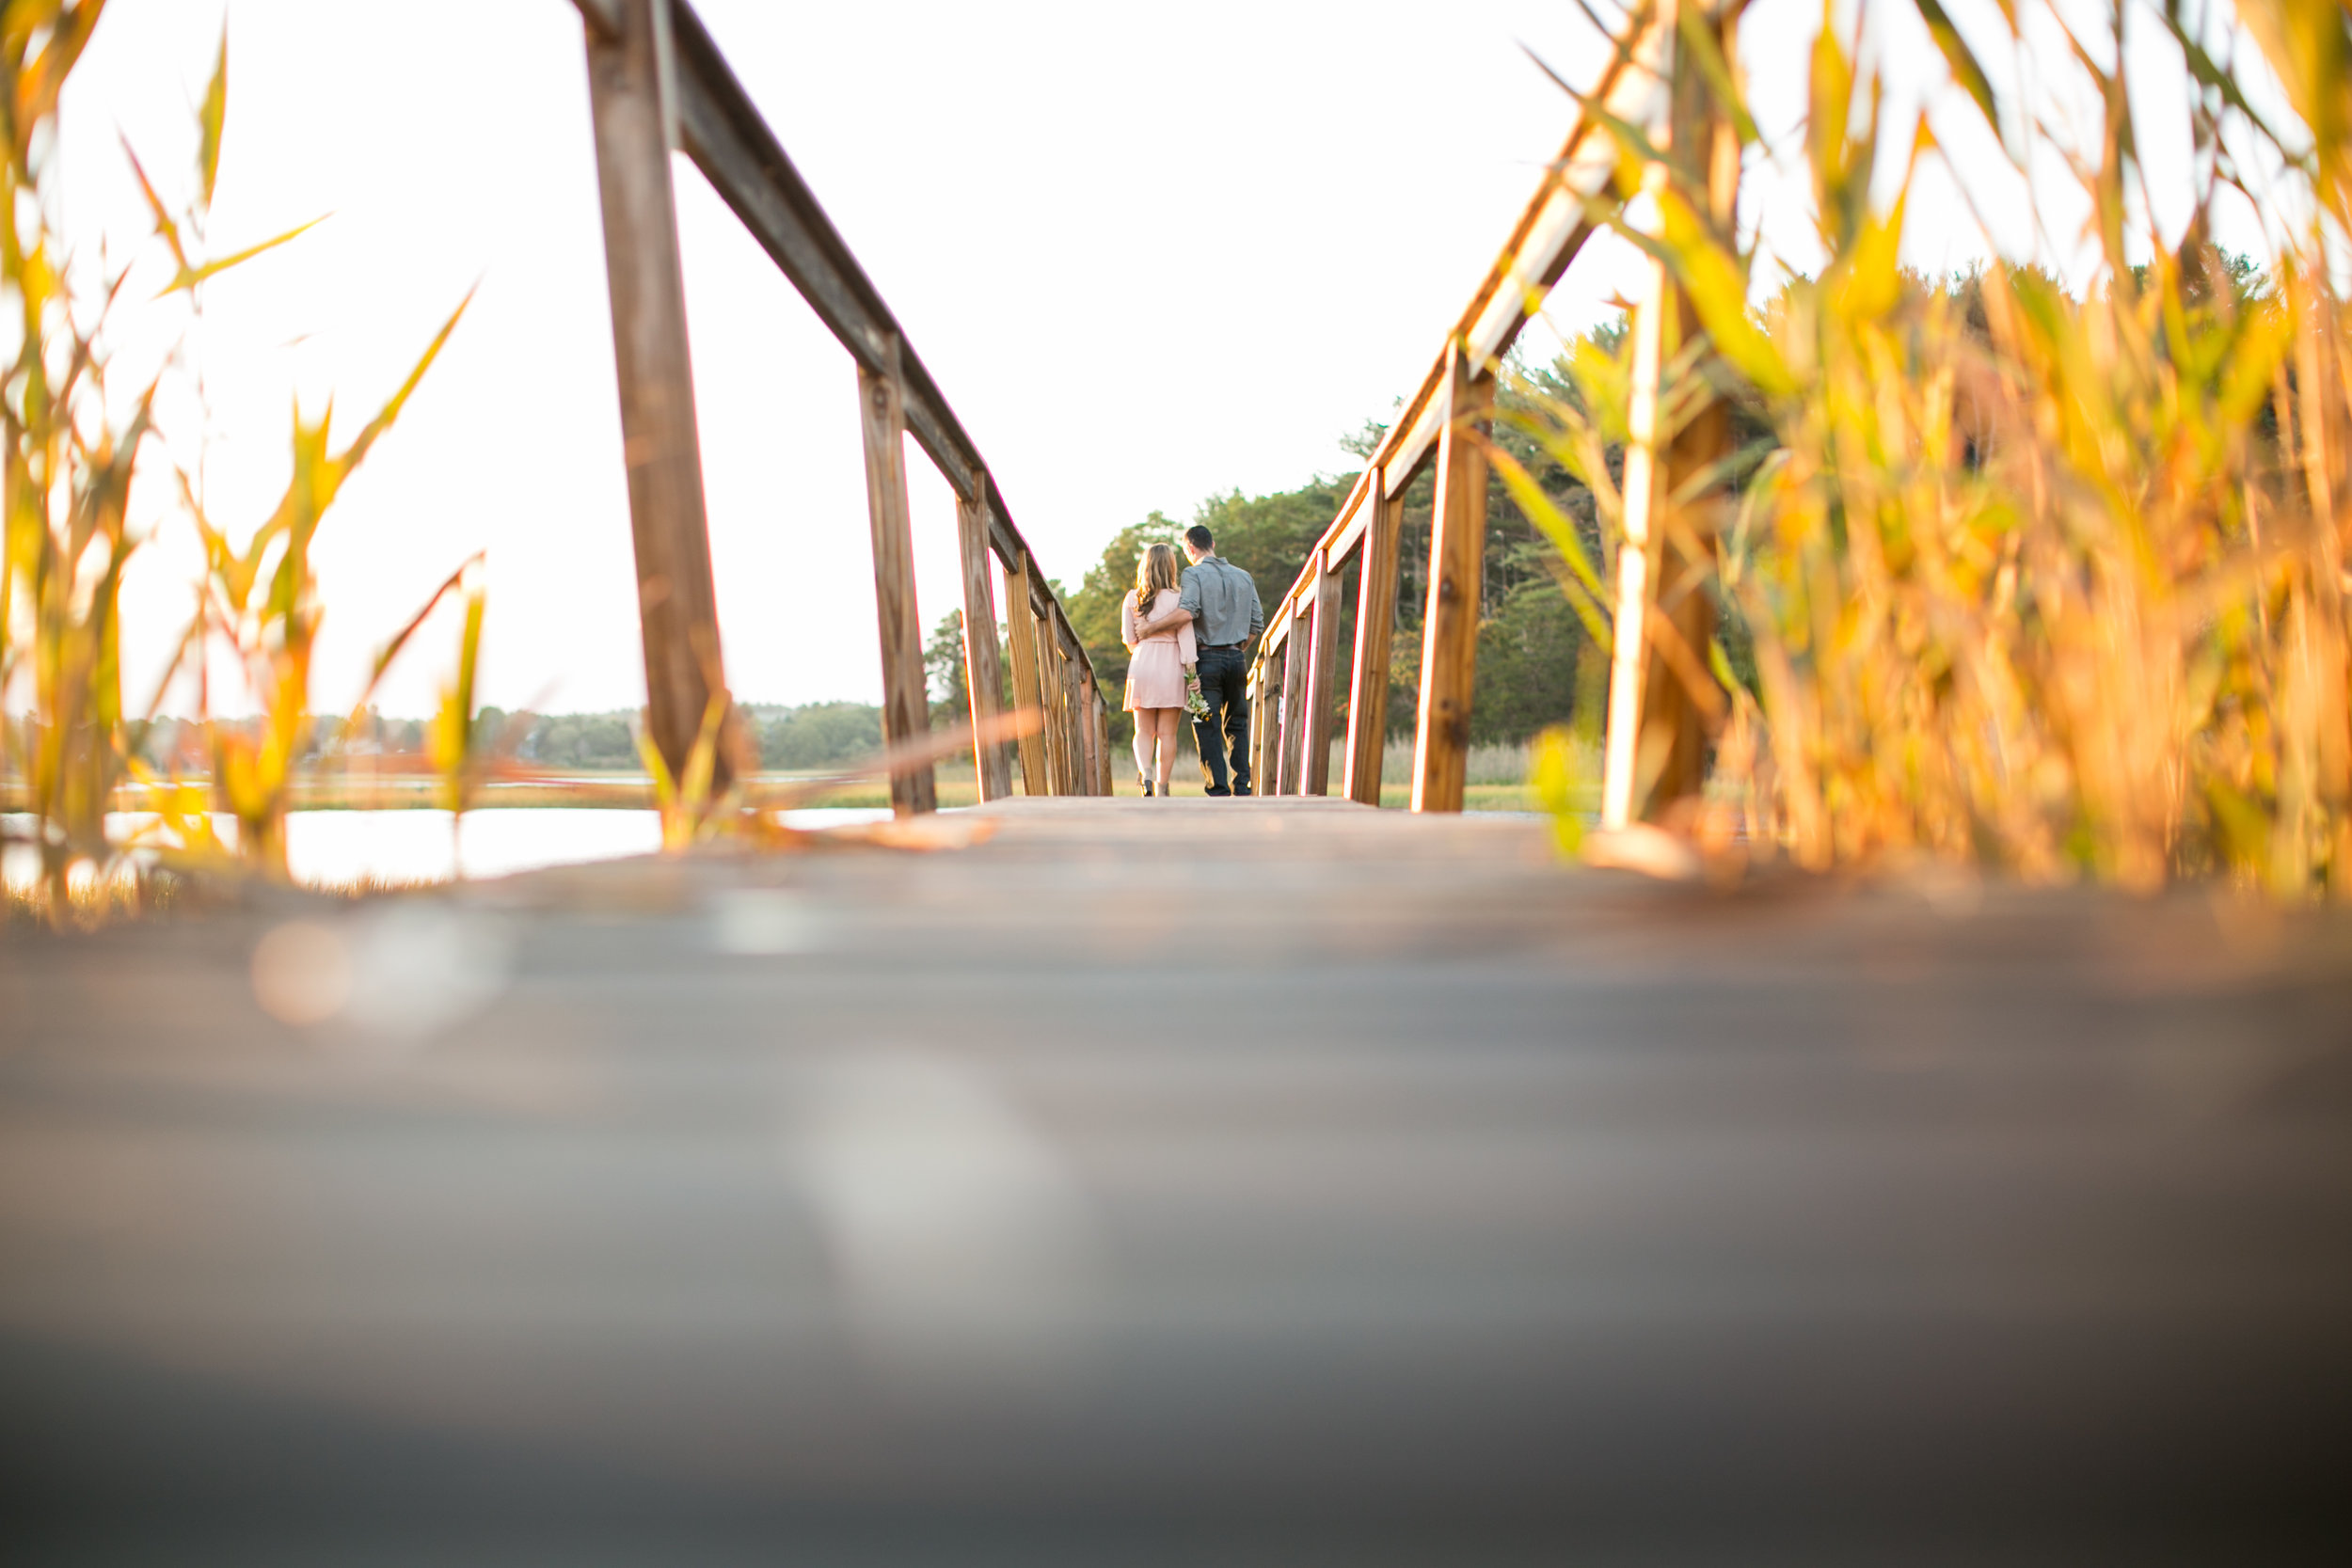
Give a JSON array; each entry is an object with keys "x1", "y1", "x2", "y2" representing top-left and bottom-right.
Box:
[
  {"x1": 1504, "y1": 0, "x2": 2352, "y2": 896},
  {"x1": 1357, "y1": 738, "x2": 1544, "y2": 788},
  {"x1": 1, "y1": 8, "x2": 473, "y2": 922}
]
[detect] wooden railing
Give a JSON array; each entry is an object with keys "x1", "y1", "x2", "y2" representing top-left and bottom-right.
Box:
[
  {"x1": 1249, "y1": 6, "x2": 1675, "y2": 812},
  {"x1": 570, "y1": 0, "x2": 1110, "y2": 812}
]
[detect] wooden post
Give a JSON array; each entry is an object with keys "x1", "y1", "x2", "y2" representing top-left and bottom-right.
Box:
[
  {"x1": 857, "y1": 334, "x2": 935, "y2": 816},
  {"x1": 956, "y1": 489, "x2": 1012, "y2": 801},
  {"x1": 1409, "y1": 341, "x2": 1495, "y2": 812},
  {"x1": 583, "y1": 0, "x2": 729, "y2": 786},
  {"x1": 1269, "y1": 649, "x2": 1287, "y2": 794},
  {"x1": 1243, "y1": 663, "x2": 1262, "y2": 793},
  {"x1": 1094, "y1": 690, "x2": 1113, "y2": 795},
  {"x1": 1054, "y1": 633, "x2": 1078, "y2": 796},
  {"x1": 1646, "y1": 0, "x2": 1737, "y2": 814},
  {"x1": 1035, "y1": 618, "x2": 1060, "y2": 795},
  {"x1": 1600, "y1": 0, "x2": 1732, "y2": 829},
  {"x1": 1059, "y1": 642, "x2": 1084, "y2": 795},
  {"x1": 1038, "y1": 613, "x2": 1070, "y2": 795},
  {"x1": 1302, "y1": 548, "x2": 1343, "y2": 795},
  {"x1": 1254, "y1": 648, "x2": 1284, "y2": 795},
  {"x1": 1003, "y1": 554, "x2": 1050, "y2": 796},
  {"x1": 1242, "y1": 665, "x2": 1258, "y2": 792},
  {"x1": 1063, "y1": 643, "x2": 1088, "y2": 795},
  {"x1": 1600, "y1": 261, "x2": 1669, "y2": 832},
  {"x1": 1343, "y1": 469, "x2": 1405, "y2": 806},
  {"x1": 1278, "y1": 601, "x2": 1311, "y2": 795},
  {"x1": 1077, "y1": 665, "x2": 1102, "y2": 797}
]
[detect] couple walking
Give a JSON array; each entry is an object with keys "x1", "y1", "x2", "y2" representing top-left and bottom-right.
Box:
[{"x1": 1120, "y1": 525, "x2": 1263, "y2": 798}]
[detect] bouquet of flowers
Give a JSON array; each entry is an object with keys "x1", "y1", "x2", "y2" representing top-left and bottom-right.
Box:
[{"x1": 1182, "y1": 664, "x2": 1211, "y2": 722}]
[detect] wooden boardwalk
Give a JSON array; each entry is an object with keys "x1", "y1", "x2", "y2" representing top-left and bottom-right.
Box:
[{"x1": 5, "y1": 800, "x2": 2351, "y2": 1561}]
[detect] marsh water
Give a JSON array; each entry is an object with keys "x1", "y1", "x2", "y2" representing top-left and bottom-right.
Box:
[{"x1": 1, "y1": 807, "x2": 896, "y2": 893}]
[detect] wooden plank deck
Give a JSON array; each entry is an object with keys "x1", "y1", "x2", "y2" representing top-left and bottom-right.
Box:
[{"x1": 4, "y1": 799, "x2": 2351, "y2": 1562}]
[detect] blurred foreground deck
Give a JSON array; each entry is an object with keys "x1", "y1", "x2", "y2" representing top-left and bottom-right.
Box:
[{"x1": 4, "y1": 798, "x2": 2351, "y2": 1565}]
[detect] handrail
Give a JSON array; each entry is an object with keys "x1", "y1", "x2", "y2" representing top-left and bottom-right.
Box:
[
  {"x1": 570, "y1": 0, "x2": 1105, "y2": 809},
  {"x1": 1371, "y1": 4, "x2": 1670, "y2": 504},
  {"x1": 1248, "y1": 3, "x2": 1670, "y2": 811}
]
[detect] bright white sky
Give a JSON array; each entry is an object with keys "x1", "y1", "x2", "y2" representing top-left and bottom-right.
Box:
[{"x1": 50, "y1": 0, "x2": 2285, "y2": 717}]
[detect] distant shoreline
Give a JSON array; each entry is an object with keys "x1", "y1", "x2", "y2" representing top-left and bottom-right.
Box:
[{"x1": 2, "y1": 773, "x2": 1538, "y2": 815}]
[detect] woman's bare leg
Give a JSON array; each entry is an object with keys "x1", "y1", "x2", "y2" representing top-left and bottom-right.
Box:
[
  {"x1": 1131, "y1": 713, "x2": 1154, "y2": 784},
  {"x1": 1151, "y1": 709, "x2": 1180, "y2": 794}
]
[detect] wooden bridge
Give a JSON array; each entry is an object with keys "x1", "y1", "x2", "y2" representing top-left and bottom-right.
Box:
[
  {"x1": 3, "y1": 2, "x2": 2349, "y2": 1560},
  {"x1": 574, "y1": 0, "x2": 1113, "y2": 812},
  {"x1": 569, "y1": 0, "x2": 1703, "y2": 825}
]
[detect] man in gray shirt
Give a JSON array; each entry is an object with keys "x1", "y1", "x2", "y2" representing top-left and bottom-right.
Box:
[{"x1": 1136, "y1": 524, "x2": 1263, "y2": 796}]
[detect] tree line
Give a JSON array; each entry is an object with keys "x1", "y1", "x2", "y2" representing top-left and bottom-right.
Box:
[
  {"x1": 122, "y1": 704, "x2": 889, "y2": 775},
  {"x1": 930, "y1": 337, "x2": 1629, "y2": 750}
]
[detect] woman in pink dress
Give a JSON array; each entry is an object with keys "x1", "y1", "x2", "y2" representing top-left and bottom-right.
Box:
[{"x1": 1122, "y1": 543, "x2": 1197, "y2": 797}]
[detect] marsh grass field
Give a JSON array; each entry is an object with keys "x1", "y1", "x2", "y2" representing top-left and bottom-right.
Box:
[
  {"x1": 3, "y1": 738, "x2": 1558, "y2": 918},
  {"x1": 11, "y1": 0, "x2": 2351, "y2": 922},
  {"x1": 2, "y1": 739, "x2": 1558, "y2": 816}
]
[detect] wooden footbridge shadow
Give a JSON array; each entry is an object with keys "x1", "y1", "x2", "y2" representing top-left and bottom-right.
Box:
[{"x1": 3, "y1": 1, "x2": 2350, "y2": 1560}]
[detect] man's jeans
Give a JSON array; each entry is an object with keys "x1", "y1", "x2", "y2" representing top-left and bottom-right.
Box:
[{"x1": 1193, "y1": 645, "x2": 1252, "y2": 796}]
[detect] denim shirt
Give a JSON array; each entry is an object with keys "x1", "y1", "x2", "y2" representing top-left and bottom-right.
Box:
[{"x1": 1177, "y1": 556, "x2": 1264, "y2": 647}]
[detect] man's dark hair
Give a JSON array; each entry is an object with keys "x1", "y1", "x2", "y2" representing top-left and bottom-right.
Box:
[{"x1": 1184, "y1": 525, "x2": 1214, "y2": 551}]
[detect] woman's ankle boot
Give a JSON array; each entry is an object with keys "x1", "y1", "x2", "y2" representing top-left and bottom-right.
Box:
[{"x1": 1139, "y1": 775, "x2": 1153, "y2": 797}]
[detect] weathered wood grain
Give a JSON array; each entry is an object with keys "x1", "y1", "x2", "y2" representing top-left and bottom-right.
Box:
[
  {"x1": 1601, "y1": 247, "x2": 1669, "y2": 831},
  {"x1": 1092, "y1": 689, "x2": 1113, "y2": 796},
  {"x1": 1025, "y1": 571, "x2": 1071, "y2": 798},
  {"x1": 4, "y1": 804, "x2": 2348, "y2": 1561},
  {"x1": 1410, "y1": 343, "x2": 1494, "y2": 813},
  {"x1": 1641, "y1": 0, "x2": 1739, "y2": 816},
  {"x1": 1077, "y1": 669, "x2": 1102, "y2": 798},
  {"x1": 1345, "y1": 475, "x2": 1406, "y2": 806},
  {"x1": 1277, "y1": 603, "x2": 1311, "y2": 796},
  {"x1": 1002, "y1": 554, "x2": 1051, "y2": 797},
  {"x1": 857, "y1": 339, "x2": 935, "y2": 817},
  {"x1": 624, "y1": 0, "x2": 1098, "y2": 711},
  {"x1": 954, "y1": 489, "x2": 1012, "y2": 802},
  {"x1": 1036, "y1": 620, "x2": 1068, "y2": 796},
  {"x1": 1302, "y1": 549, "x2": 1344, "y2": 796},
  {"x1": 1246, "y1": 0, "x2": 1668, "y2": 584},
  {"x1": 1253, "y1": 648, "x2": 1284, "y2": 795},
  {"x1": 1602, "y1": 3, "x2": 1737, "y2": 827},
  {"x1": 656, "y1": 0, "x2": 991, "y2": 531},
  {"x1": 1238, "y1": 0, "x2": 1678, "y2": 817},
  {"x1": 1065, "y1": 642, "x2": 1090, "y2": 797},
  {"x1": 581, "y1": 0, "x2": 729, "y2": 788}
]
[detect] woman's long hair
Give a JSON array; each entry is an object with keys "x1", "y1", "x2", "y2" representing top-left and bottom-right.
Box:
[{"x1": 1133, "y1": 543, "x2": 1181, "y2": 626}]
